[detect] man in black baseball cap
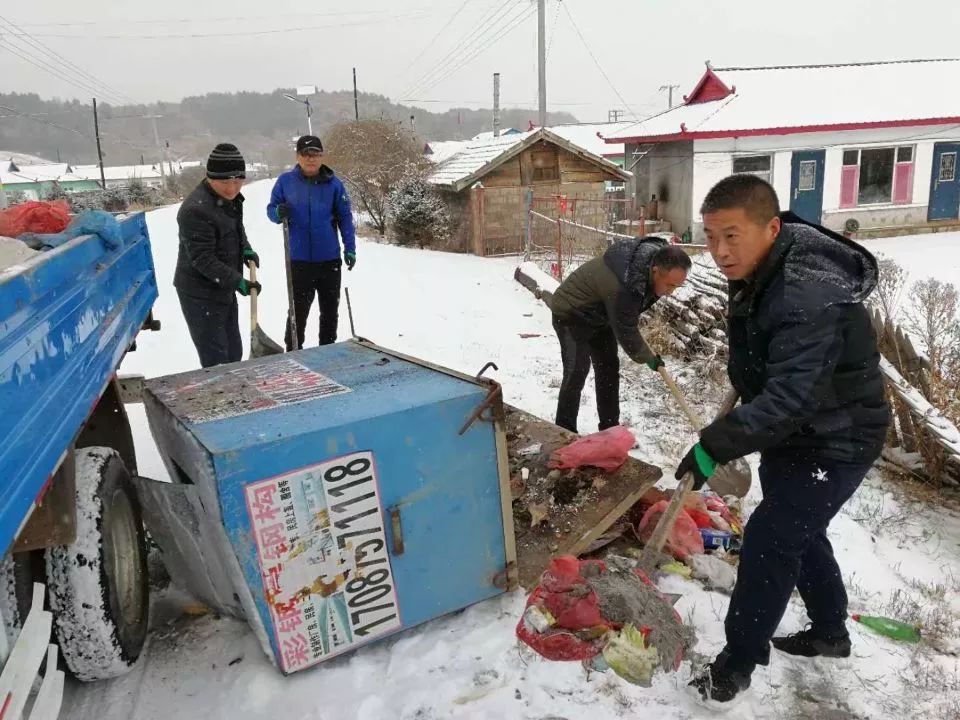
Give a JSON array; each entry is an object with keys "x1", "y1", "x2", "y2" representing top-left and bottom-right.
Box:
[
  {"x1": 174, "y1": 142, "x2": 261, "y2": 367},
  {"x1": 267, "y1": 134, "x2": 357, "y2": 349}
]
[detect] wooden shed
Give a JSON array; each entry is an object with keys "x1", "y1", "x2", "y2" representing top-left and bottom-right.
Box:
[{"x1": 429, "y1": 129, "x2": 631, "y2": 256}]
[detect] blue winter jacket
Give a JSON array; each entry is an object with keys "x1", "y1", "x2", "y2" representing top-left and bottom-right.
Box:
[{"x1": 267, "y1": 166, "x2": 356, "y2": 262}]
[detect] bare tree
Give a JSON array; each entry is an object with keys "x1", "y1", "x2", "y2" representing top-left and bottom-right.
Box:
[
  {"x1": 870, "y1": 255, "x2": 907, "y2": 323},
  {"x1": 323, "y1": 120, "x2": 427, "y2": 236},
  {"x1": 906, "y1": 278, "x2": 960, "y2": 375}
]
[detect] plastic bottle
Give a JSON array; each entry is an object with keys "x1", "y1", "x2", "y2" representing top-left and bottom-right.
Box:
[{"x1": 851, "y1": 614, "x2": 921, "y2": 643}]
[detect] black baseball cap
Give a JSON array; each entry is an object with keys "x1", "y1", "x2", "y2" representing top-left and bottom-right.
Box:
[{"x1": 296, "y1": 135, "x2": 324, "y2": 154}]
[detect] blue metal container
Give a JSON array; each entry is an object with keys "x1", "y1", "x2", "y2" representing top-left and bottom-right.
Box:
[{"x1": 142, "y1": 341, "x2": 516, "y2": 674}]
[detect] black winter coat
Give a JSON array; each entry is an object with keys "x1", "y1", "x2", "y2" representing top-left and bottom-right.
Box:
[
  {"x1": 549, "y1": 237, "x2": 667, "y2": 363},
  {"x1": 174, "y1": 181, "x2": 252, "y2": 302},
  {"x1": 700, "y1": 212, "x2": 890, "y2": 465}
]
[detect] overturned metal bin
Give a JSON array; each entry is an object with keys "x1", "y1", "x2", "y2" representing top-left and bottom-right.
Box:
[{"x1": 139, "y1": 340, "x2": 517, "y2": 674}]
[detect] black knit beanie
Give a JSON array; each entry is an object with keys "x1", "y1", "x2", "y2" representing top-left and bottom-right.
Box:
[{"x1": 206, "y1": 143, "x2": 246, "y2": 179}]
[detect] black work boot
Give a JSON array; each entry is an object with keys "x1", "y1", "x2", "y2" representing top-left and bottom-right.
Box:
[
  {"x1": 689, "y1": 649, "x2": 753, "y2": 706},
  {"x1": 771, "y1": 628, "x2": 851, "y2": 658}
]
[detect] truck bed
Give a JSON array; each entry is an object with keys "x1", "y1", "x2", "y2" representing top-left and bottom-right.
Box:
[{"x1": 0, "y1": 213, "x2": 158, "y2": 553}]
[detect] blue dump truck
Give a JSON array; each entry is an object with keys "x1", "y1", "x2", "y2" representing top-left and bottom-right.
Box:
[
  {"x1": 0, "y1": 213, "x2": 159, "y2": 708},
  {"x1": 0, "y1": 211, "x2": 660, "y2": 703}
]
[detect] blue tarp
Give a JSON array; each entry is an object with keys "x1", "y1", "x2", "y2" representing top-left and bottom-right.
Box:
[{"x1": 19, "y1": 210, "x2": 124, "y2": 251}]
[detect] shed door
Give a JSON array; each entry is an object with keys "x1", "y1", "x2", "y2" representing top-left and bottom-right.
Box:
[{"x1": 928, "y1": 142, "x2": 960, "y2": 221}]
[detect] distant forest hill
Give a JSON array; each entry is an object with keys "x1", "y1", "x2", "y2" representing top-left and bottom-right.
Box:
[{"x1": 0, "y1": 89, "x2": 577, "y2": 169}]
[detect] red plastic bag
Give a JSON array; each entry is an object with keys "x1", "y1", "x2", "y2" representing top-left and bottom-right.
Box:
[
  {"x1": 549, "y1": 425, "x2": 636, "y2": 472},
  {"x1": 0, "y1": 200, "x2": 71, "y2": 237},
  {"x1": 637, "y1": 500, "x2": 705, "y2": 561},
  {"x1": 516, "y1": 556, "x2": 687, "y2": 668}
]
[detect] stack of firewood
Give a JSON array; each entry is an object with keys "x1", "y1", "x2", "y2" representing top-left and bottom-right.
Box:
[{"x1": 642, "y1": 255, "x2": 730, "y2": 357}]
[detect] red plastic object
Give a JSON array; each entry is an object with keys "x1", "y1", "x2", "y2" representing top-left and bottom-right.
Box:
[
  {"x1": 686, "y1": 508, "x2": 714, "y2": 529},
  {"x1": 0, "y1": 200, "x2": 70, "y2": 237},
  {"x1": 549, "y1": 425, "x2": 636, "y2": 472},
  {"x1": 636, "y1": 500, "x2": 705, "y2": 560},
  {"x1": 516, "y1": 556, "x2": 687, "y2": 669}
]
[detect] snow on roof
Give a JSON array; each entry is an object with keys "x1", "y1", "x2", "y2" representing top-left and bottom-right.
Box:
[
  {"x1": 424, "y1": 140, "x2": 471, "y2": 165},
  {"x1": 72, "y1": 164, "x2": 164, "y2": 182},
  {"x1": 0, "y1": 163, "x2": 83, "y2": 185},
  {"x1": 0, "y1": 151, "x2": 53, "y2": 166},
  {"x1": 470, "y1": 128, "x2": 522, "y2": 141},
  {"x1": 429, "y1": 131, "x2": 534, "y2": 188},
  {"x1": 607, "y1": 59, "x2": 960, "y2": 143},
  {"x1": 429, "y1": 128, "x2": 631, "y2": 192},
  {"x1": 548, "y1": 122, "x2": 632, "y2": 158}
]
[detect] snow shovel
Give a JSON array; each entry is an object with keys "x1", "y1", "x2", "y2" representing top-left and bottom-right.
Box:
[
  {"x1": 282, "y1": 219, "x2": 299, "y2": 351},
  {"x1": 248, "y1": 260, "x2": 283, "y2": 358},
  {"x1": 657, "y1": 367, "x2": 752, "y2": 498}
]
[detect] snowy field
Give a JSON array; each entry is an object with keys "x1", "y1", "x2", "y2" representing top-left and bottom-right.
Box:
[{"x1": 63, "y1": 182, "x2": 960, "y2": 719}]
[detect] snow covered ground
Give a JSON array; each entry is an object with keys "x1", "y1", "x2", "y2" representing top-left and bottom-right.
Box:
[
  {"x1": 862, "y1": 231, "x2": 960, "y2": 288},
  {"x1": 62, "y1": 183, "x2": 960, "y2": 719}
]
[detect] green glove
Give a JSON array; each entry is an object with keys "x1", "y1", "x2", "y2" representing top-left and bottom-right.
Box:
[
  {"x1": 244, "y1": 247, "x2": 260, "y2": 268},
  {"x1": 344, "y1": 251, "x2": 357, "y2": 271},
  {"x1": 675, "y1": 442, "x2": 718, "y2": 491},
  {"x1": 237, "y1": 278, "x2": 262, "y2": 297},
  {"x1": 646, "y1": 355, "x2": 665, "y2": 372}
]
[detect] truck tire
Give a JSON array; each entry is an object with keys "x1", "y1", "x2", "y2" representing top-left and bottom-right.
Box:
[{"x1": 45, "y1": 447, "x2": 149, "y2": 681}]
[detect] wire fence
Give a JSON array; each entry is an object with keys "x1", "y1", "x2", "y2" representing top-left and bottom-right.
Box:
[{"x1": 524, "y1": 192, "x2": 653, "y2": 280}]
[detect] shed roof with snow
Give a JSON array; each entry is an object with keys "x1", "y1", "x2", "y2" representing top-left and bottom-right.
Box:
[
  {"x1": 549, "y1": 122, "x2": 632, "y2": 159},
  {"x1": 429, "y1": 128, "x2": 631, "y2": 192},
  {"x1": 0, "y1": 162, "x2": 87, "y2": 185},
  {"x1": 606, "y1": 59, "x2": 960, "y2": 145}
]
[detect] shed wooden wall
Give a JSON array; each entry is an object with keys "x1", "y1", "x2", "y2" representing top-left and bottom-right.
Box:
[{"x1": 443, "y1": 140, "x2": 621, "y2": 256}]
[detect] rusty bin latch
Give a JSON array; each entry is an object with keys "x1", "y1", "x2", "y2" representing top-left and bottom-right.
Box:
[{"x1": 388, "y1": 506, "x2": 404, "y2": 556}]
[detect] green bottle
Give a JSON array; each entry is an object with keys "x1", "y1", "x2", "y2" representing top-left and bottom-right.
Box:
[{"x1": 852, "y1": 614, "x2": 921, "y2": 643}]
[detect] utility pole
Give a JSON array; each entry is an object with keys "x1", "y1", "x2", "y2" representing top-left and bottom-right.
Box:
[
  {"x1": 659, "y1": 84, "x2": 680, "y2": 109},
  {"x1": 537, "y1": 0, "x2": 546, "y2": 128},
  {"x1": 92, "y1": 98, "x2": 107, "y2": 190},
  {"x1": 493, "y1": 73, "x2": 501, "y2": 138},
  {"x1": 147, "y1": 114, "x2": 167, "y2": 189},
  {"x1": 410, "y1": 114, "x2": 416, "y2": 135},
  {"x1": 353, "y1": 68, "x2": 360, "y2": 121}
]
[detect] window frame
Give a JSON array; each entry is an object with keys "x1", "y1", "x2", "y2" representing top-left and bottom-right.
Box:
[
  {"x1": 732, "y1": 153, "x2": 773, "y2": 183},
  {"x1": 839, "y1": 144, "x2": 916, "y2": 208}
]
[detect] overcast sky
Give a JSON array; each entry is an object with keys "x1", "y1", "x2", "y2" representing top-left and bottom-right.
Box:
[{"x1": 3, "y1": 0, "x2": 958, "y2": 123}]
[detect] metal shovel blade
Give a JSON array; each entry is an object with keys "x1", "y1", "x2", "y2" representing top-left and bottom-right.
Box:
[
  {"x1": 250, "y1": 325, "x2": 284, "y2": 358},
  {"x1": 247, "y1": 260, "x2": 284, "y2": 358}
]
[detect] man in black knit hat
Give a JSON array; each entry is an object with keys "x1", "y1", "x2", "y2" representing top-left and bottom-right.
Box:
[{"x1": 174, "y1": 142, "x2": 261, "y2": 368}]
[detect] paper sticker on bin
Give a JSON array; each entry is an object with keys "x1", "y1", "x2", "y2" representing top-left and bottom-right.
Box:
[{"x1": 140, "y1": 340, "x2": 517, "y2": 674}]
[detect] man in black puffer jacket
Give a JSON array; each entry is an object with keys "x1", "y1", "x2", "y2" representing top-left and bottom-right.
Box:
[
  {"x1": 174, "y1": 143, "x2": 260, "y2": 368},
  {"x1": 550, "y1": 238, "x2": 691, "y2": 433},
  {"x1": 683, "y1": 175, "x2": 890, "y2": 705}
]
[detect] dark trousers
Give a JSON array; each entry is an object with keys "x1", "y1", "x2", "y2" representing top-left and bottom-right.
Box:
[
  {"x1": 177, "y1": 290, "x2": 242, "y2": 369},
  {"x1": 285, "y1": 260, "x2": 342, "y2": 350},
  {"x1": 553, "y1": 316, "x2": 620, "y2": 434},
  {"x1": 723, "y1": 453, "x2": 871, "y2": 670}
]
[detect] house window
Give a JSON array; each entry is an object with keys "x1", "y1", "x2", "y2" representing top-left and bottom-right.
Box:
[
  {"x1": 733, "y1": 154, "x2": 772, "y2": 183},
  {"x1": 839, "y1": 146, "x2": 915, "y2": 208}
]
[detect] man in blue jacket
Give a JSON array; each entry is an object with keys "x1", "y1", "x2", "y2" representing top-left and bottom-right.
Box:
[{"x1": 267, "y1": 135, "x2": 356, "y2": 349}]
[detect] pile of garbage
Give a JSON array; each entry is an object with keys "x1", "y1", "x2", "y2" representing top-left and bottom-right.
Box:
[{"x1": 516, "y1": 556, "x2": 696, "y2": 686}]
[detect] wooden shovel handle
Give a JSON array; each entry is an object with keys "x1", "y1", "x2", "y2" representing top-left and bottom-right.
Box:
[
  {"x1": 658, "y1": 366, "x2": 704, "y2": 428},
  {"x1": 247, "y1": 260, "x2": 259, "y2": 330},
  {"x1": 640, "y1": 471, "x2": 696, "y2": 574}
]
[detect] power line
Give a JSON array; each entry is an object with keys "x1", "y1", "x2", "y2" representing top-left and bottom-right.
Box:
[
  {"x1": 414, "y1": 6, "x2": 536, "y2": 99},
  {"x1": 391, "y1": 0, "x2": 474, "y2": 88},
  {"x1": 401, "y1": 0, "x2": 522, "y2": 100},
  {"x1": 404, "y1": 1, "x2": 530, "y2": 100},
  {"x1": 11, "y1": 8, "x2": 437, "y2": 27},
  {"x1": 561, "y1": 3, "x2": 637, "y2": 120},
  {"x1": 7, "y1": 11, "x2": 432, "y2": 40},
  {"x1": 545, "y1": 0, "x2": 562, "y2": 58},
  {"x1": 0, "y1": 40, "x2": 123, "y2": 105},
  {"x1": 0, "y1": 13, "x2": 134, "y2": 104}
]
